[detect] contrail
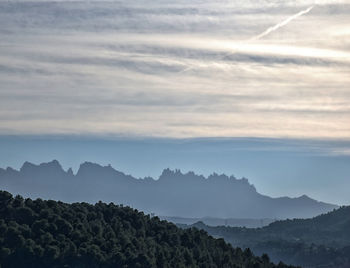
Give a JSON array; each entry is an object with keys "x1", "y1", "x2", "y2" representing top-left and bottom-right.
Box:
[
  {"x1": 179, "y1": 6, "x2": 314, "y2": 73},
  {"x1": 253, "y1": 6, "x2": 314, "y2": 40}
]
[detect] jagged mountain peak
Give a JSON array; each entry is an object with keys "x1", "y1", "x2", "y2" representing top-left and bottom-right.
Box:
[
  {"x1": 66, "y1": 167, "x2": 74, "y2": 176},
  {"x1": 5, "y1": 167, "x2": 18, "y2": 173},
  {"x1": 20, "y1": 160, "x2": 64, "y2": 174},
  {"x1": 76, "y1": 161, "x2": 137, "y2": 183},
  {"x1": 0, "y1": 161, "x2": 338, "y2": 219},
  {"x1": 142, "y1": 176, "x2": 155, "y2": 182},
  {"x1": 78, "y1": 161, "x2": 102, "y2": 169},
  {"x1": 77, "y1": 161, "x2": 114, "y2": 174},
  {"x1": 298, "y1": 194, "x2": 311, "y2": 200},
  {"x1": 159, "y1": 168, "x2": 206, "y2": 182},
  {"x1": 208, "y1": 172, "x2": 230, "y2": 180},
  {"x1": 20, "y1": 161, "x2": 36, "y2": 172},
  {"x1": 40, "y1": 159, "x2": 62, "y2": 169}
]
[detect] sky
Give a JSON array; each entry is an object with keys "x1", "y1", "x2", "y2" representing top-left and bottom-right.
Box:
[
  {"x1": 0, "y1": 0, "x2": 349, "y2": 138},
  {"x1": 0, "y1": 0, "x2": 349, "y2": 204}
]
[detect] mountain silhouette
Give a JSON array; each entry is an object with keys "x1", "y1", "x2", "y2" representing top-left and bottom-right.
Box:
[{"x1": 0, "y1": 160, "x2": 338, "y2": 219}]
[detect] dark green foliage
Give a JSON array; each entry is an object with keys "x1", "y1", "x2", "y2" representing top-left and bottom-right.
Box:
[
  {"x1": 0, "y1": 191, "x2": 294, "y2": 268},
  {"x1": 188, "y1": 207, "x2": 350, "y2": 268}
]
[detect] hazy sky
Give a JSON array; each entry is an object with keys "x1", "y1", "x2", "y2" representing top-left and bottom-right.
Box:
[{"x1": 0, "y1": 0, "x2": 349, "y2": 204}]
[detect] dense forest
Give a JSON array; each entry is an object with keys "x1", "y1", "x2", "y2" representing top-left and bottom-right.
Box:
[
  {"x1": 186, "y1": 207, "x2": 350, "y2": 267},
  {"x1": 0, "y1": 190, "x2": 295, "y2": 268}
]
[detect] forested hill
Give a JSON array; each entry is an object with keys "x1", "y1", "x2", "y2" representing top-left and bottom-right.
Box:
[
  {"x1": 0, "y1": 191, "x2": 295, "y2": 268},
  {"x1": 191, "y1": 206, "x2": 350, "y2": 248},
  {"x1": 186, "y1": 206, "x2": 350, "y2": 267}
]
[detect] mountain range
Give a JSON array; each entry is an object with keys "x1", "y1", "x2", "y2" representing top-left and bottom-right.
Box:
[{"x1": 0, "y1": 160, "x2": 338, "y2": 219}]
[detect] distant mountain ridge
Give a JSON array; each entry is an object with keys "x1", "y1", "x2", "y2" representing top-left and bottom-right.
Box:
[
  {"x1": 0, "y1": 160, "x2": 338, "y2": 219},
  {"x1": 185, "y1": 206, "x2": 350, "y2": 267},
  {"x1": 160, "y1": 216, "x2": 276, "y2": 228}
]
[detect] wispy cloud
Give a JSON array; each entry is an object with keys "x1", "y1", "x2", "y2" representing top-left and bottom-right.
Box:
[{"x1": 0, "y1": 0, "x2": 349, "y2": 139}]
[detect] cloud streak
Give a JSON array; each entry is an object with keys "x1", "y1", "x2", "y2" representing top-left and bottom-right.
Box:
[{"x1": 253, "y1": 6, "x2": 314, "y2": 40}]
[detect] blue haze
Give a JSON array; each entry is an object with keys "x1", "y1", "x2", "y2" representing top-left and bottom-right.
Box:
[{"x1": 0, "y1": 135, "x2": 349, "y2": 205}]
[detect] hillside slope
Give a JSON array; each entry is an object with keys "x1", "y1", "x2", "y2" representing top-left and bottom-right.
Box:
[
  {"x1": 0, "y1": 190, "x2": 295, "y2": 268},
  {"x1": 187, "y1": 207, "x2": 350, "y2": 267}
]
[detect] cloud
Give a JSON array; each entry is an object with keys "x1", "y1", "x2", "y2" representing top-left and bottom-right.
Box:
[{"x1": 0, "y1": 0, "x2": 349, "y2": 139}]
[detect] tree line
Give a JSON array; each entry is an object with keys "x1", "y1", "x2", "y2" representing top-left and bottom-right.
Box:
[{"x1": 0, "y1": 190, "x2": 295, "y2": 268}]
